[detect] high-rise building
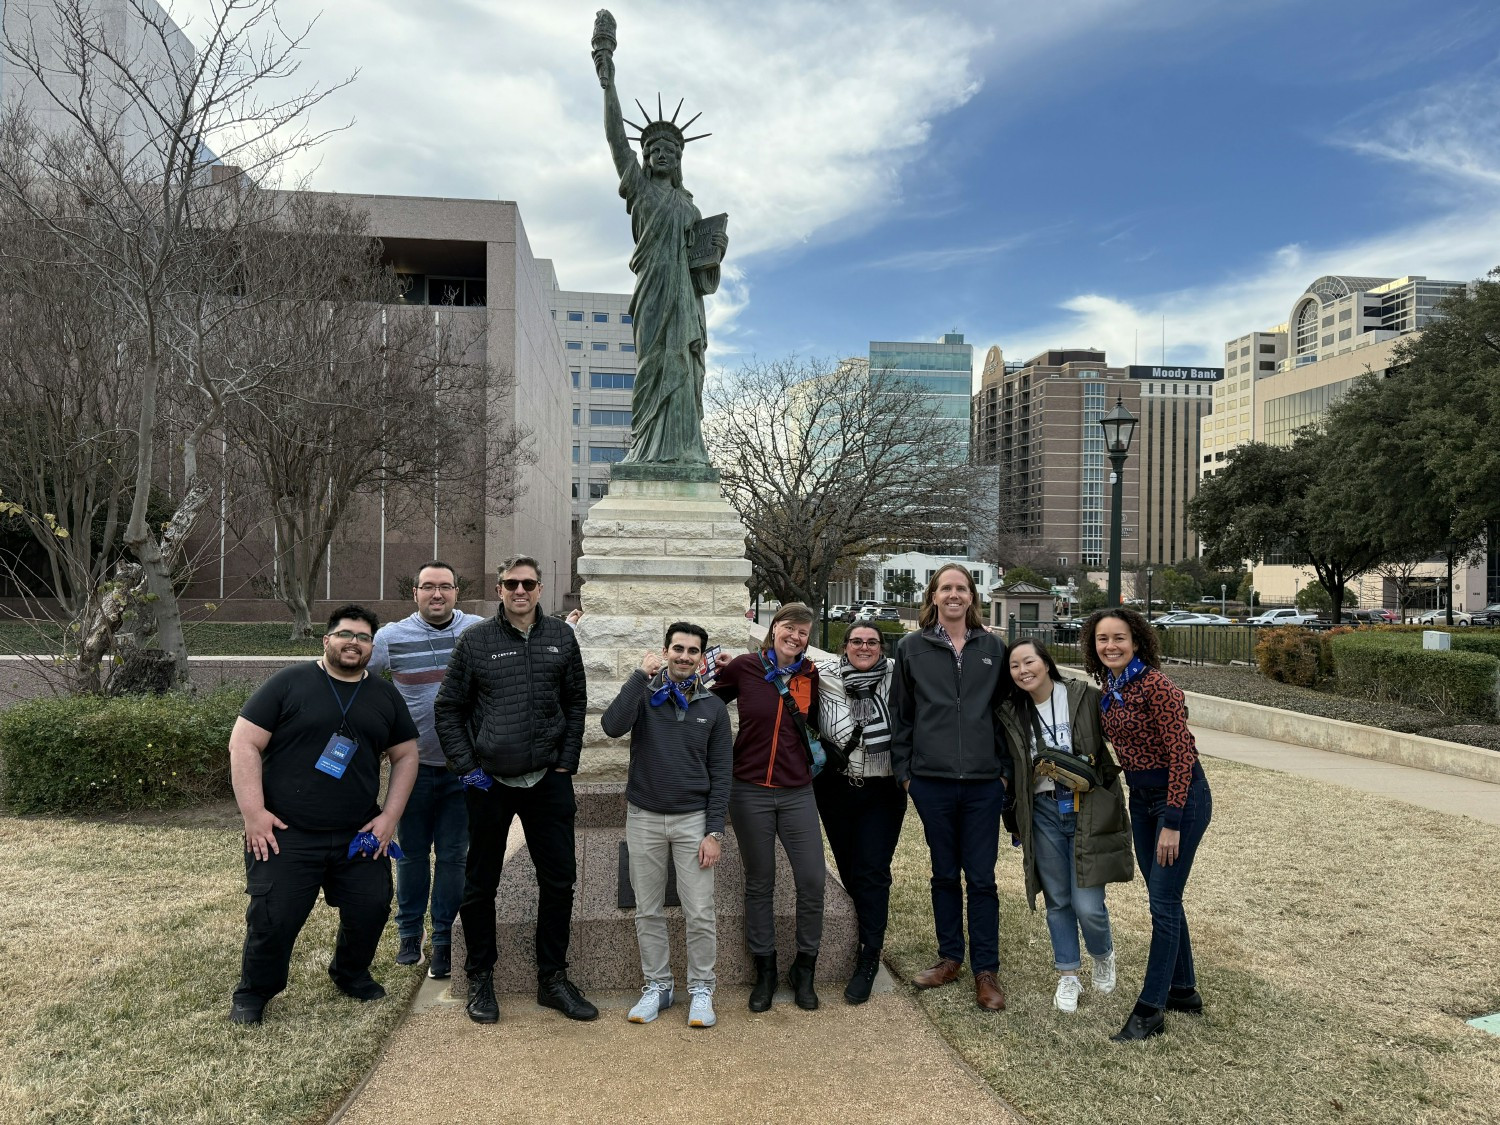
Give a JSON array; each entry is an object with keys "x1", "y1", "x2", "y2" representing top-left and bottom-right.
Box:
[
  {"x1": 869, "y1": 333, "x2": 974, "y2": 462},
  {"x1": 973, "y1": 349, "x2": 1215, "y2": 569},
  {"x1": 536, "y1": 271, "x2": 639, "y2": 527}
]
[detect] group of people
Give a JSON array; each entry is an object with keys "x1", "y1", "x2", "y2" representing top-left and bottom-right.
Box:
[{"x1": 225, "y1": 556, "x2": 1212, "y2": 1045}]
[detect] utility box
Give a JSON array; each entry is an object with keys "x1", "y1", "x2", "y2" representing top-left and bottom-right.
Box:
[{"x1": 1423, "y1": 630, "x2": 1452, "y2": 651}]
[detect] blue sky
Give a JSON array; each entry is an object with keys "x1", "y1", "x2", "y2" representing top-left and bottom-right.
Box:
[{"x1": 180, "y1": 0, "x2": 1500, "y2": 379}]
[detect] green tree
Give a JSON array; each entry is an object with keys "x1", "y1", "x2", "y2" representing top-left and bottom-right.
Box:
[
  {"x1": 1188, "y1": 435, "x2": 1383, "y2": 625},
  {"x1": 1001, "y1": 564, "x2": 1048, "y2": 589},
  {"x1": 1296, "y1": 583, "x2": 1355, "y2": 614}
]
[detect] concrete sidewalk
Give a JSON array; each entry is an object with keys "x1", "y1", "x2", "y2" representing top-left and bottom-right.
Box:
[
  {"x1": 1193, "y1": 724, "x2": 1500, "y2": 825},
  {"x1": 333, "y1": 975, "x2": 1022, "y2": 1125}
]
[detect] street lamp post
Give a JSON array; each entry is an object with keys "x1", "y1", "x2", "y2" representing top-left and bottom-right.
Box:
[
  {"x1": 1145, "y1": 567, "x2": 1154, "y2": 622},
  {"x1": 1099, "y1": 396, "x2": 1138, "y2": 608},
  {"x1": 1221, "y1": 583, "x2": 1227, "y2": 619}
]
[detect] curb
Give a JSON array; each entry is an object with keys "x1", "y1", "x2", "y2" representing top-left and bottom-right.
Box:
[{"x1": 1179, "y1": 689, "x2": 1500, "y2": 785}]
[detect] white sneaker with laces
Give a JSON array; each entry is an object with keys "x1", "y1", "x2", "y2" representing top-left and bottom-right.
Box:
[
  {"x1": 1053, "y1": 974, "x2": 1082, "y2": 1013},
  {"x1": 627, "y1": 981, "x2": 674, "y2": 1023},
  {"x1": 1091, "y1": 950, "x2": 1117, "y2": 994},
  {"x1": 687, "y1": 983, "x2": 716, "y2": 1028}
]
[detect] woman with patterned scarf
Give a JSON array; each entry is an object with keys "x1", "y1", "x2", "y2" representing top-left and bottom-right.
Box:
[
  {"x1": 813, "y1": 622, "x2": 907, "y2": 1004},
  {"x1": 1081, "y1": 608, "x2": 1213, "y2": 1042}
]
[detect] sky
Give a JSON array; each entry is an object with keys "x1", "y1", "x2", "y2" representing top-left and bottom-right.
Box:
[{"x1": 174, "y1": 0, "x2": 1500, "y2": 382}]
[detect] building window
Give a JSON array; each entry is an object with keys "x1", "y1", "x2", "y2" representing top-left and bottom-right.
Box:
[
  {"x1": 590, "y1": 408, "x2": 632, "y2": 427},
  {"x1": 570, "y1": 482, "x2": 579, "y2": 499},
  {"x1": 1259, "y1": 344, "x2": 1276, "y2": 353},
  {"x1": 1259, "y1": 361, "x2": 1275, "y2": 371},
  {"x1": 591, "y1": 341, "x2": 608, "y2": 351},
  {"x1": 571, "y1": 444, "x2": 580, "y2": 463},
  {"x1": 1321, "y1": 334, "x2": 1334, "y2": 347},
  {"x1": 621, "y1": 313, "x2": 633, "y2": 324},
  {"x1": 571, "y1": 369, "x2": 580, "y2": 388},
  {"x1": 593, "y1": 311, "x2": 609, "y2": 323},
  {"x1": 590, "y1": 445, "x2": 627, "y2": 463},
  {"x1": 566, "y1": 340, "x2": 582, "y2": 350},
  {"x1": 589, "y1": 481, "x2": 609, "y2": 499},
  {"x1": 1339, "y1": 328, "x2": 1352, "y2": 341},
  {"x1": 621, "y1": 343, "x2": 636, "y2": 352},
  {"x1": 567, "y1": 310, "x2": 584, "y2": 322},
  {"x1": 571, "y1": 408, "x2": 580, "y2": 425},
  {"x1": 591, "y1": 372, "x2": 635, "y2": 390}
]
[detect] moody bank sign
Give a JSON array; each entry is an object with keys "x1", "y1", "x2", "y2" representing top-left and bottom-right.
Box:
[{"x1": 1127, "y1": 365, "x2": 1224, "y2": 382}]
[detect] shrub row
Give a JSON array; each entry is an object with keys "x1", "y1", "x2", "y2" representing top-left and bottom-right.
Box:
[
  {"x1": 1328, "y1": 632, "x2": 1500, "y2": 721},
  {"x1": 0, "y1": 686, "x2": 250, "y2": 813}
]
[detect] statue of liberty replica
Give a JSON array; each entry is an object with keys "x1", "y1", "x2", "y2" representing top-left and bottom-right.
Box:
[{"x1": 593, "y1": 10, "x2": 728, "y2": 482}]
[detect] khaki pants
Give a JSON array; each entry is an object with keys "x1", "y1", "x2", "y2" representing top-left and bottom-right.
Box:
[{"x1": 626, "y1": 803, "x2": 717, "y2": 987}]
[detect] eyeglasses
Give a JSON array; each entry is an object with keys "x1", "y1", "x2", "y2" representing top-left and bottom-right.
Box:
[
  {"x1": 327, "y1": 629, "x2": 373, "y2": 644},
  {"x1": 847, "y1": 638, "x2": 881, "y2": 647},
  {"x1": 500, "y1": 578, "x2": 539, "y2": 592},
  {"x1": 416, "y1": 583, "x2": 456, "y2": 593}
]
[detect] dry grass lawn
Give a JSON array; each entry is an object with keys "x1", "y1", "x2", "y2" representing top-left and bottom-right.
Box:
[
  {"x1": 0, "y1": 802, "x2": 419, "y2": 1125},
  {"x1": 885, "y1": 757, "x2": 1500, "y2": 1125}
]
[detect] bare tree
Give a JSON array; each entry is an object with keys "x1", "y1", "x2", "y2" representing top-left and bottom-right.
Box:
[
  {"x1": 705, "y1": 357, "x2": 979, "y2": 611},
  {"x1": 0, "y1": 0, "x2": 354, "y2": 686},
  {"x1": 221, "y1": 198, "x2": 534, "y2": 637}
]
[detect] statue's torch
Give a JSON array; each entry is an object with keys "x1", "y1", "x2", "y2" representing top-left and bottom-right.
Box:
[{"x1": 592, "y1": 10, "x2": 617, "y2": 88}]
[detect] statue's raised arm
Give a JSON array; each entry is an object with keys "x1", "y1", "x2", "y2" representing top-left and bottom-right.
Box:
[{"x1": 589, "y1": 9, "x2": 727, "y2": 481}]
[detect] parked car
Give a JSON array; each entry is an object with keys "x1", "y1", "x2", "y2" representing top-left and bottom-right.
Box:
[
  {"x1": 1051, "y1": 619, "x2": 1083, "y2": 642},
  {"x1": 877, "y1": 607, "x2": 902, "y2": 622},
  {"x1": 1473, "y1": 604, "x2": 1500, "y2": 626},
  {"x1": 1344, "y1": 607, "x2": 1397, "y2": 625},
  {"x1": 1415, "y1": 607, "x2": 1473, "y2": 626},
  {"x1": 1156, "y1": 612, "x2": 1232, "y2": 626},
  {"x1": 1247, "y1": 607, "x2": 1319, "y2": 627}
]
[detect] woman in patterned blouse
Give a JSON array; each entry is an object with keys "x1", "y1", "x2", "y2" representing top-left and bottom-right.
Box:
[{"x1": 1081, "y1": 608, "x2": 1213, "y2": 1042}]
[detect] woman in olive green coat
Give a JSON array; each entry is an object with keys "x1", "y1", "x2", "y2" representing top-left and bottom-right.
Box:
[{"x1": 999, "y1": 638, "x2": 1133, "y2": 1014}]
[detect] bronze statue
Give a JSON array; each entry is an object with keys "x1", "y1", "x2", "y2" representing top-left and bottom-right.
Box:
[{"x1": 593, "y1": 10, "x2": 727, "y2": 480}]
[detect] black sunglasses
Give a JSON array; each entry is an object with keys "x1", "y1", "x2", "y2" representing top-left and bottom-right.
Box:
[{"x1": 500, "y1": 578, "x2": 539, "y2": 592}]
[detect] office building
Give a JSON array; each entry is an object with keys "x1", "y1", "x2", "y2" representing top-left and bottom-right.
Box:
[{"x1": 869, "y1": 333, "x2": 974, "y2": 462}]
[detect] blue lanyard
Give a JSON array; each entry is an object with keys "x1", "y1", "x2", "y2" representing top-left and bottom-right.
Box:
[{"x1": 323, "y1": 665, "x2": 365, "y2": 732}]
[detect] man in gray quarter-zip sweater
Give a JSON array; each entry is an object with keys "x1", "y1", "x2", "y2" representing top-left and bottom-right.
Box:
[
  {"x1": 368, "y1": 561, "x2": 485, "y2": 981},
  {"x1": 601, "y1": 622, "x2": 732, "y2": 1027}
]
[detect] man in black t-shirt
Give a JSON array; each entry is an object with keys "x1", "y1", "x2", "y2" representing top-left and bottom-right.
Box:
[{"x1": 227, "y1": 604, "x2": 420, "y2": 1025}]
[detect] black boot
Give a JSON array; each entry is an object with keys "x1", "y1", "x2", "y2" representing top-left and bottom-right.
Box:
[
  {"x1": 1111, "y1": 1003, "x2": 1165, "y2": 1042},
  {"x1": 466, "y1": 971, "x2": 499, "y2": 1024},
  {"x1": 1166, "y1": 986, "x2": 1204, "y2": 1015},
  {"x1": 789, "y1": 951, "x2": 819, "y2": 1011},
  {"x1": 844, "y1": 946, "x2": 881, "y2": 1005},
  {"x1": 748, "y1": 953, "x2": 777, "y2": 1012}
]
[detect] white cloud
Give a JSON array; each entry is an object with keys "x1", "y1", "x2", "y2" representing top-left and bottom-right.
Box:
[{"x1": 982, "y1": 70, "x2": 1500, "y2": 372}]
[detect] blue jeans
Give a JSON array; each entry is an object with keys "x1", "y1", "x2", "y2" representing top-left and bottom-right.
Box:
[
  {"x1": 395, "y1": 764, "x2": 468, "y2": 944},
  {"x1": 1129, "y1": 772, "x2": 1212, "y2": 1008},
  {"x1": 907, "y1": 775, "x2": 1005, "y2": 974},
  {"x1": 1032, "y1": 791, "x2": 1113, "y2": 971}
]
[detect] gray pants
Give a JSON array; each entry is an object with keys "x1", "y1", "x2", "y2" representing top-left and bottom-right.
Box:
[
  {"x1": 728, "y1": 780, "x2": 825, "y2": 957},
  {"x1": 626, "y1": 804, "x2": 717, "y2": 987}
]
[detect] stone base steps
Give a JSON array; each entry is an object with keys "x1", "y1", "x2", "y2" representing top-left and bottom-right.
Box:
[{"x1": 451, "y1": 782, "x2": 857, "y2": 992}]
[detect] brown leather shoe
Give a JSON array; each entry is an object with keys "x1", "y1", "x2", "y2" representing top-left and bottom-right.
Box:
[
  {"x1": 912, "y1": 958, "x2": 962, "y2": 989},
  {"x1": 974, "y1": 971, "x2": 1006, "y2": 1011}
]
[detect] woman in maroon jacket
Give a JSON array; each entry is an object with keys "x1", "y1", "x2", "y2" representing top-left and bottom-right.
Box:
[
  {"x1": 1082, "y1": 608, "x2": 1212, "y2": 1042},
  {"x1": 712, "y1": 602, "x2": 825, "y2": 1012}
]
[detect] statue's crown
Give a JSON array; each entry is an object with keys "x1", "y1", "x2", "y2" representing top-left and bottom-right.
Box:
[{"x1": 626, "y1": 94, "x2": 710, "y2": 149}]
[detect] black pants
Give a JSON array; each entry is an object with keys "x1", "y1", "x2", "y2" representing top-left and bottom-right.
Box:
[
  {"x1": 814, "y1": 771, "x2": 908, "y2": 952},
  {"x1": 460, "y1": 769, "x2": 578, "y2": 979},
  {"x1": 233, "y1": 826, "x2": 393, "y2": 1008}
]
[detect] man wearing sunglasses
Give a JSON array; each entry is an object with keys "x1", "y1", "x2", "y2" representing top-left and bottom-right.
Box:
[
  {"x1": 368, "y1": 561, "x2": 486, "y2": 981},
  {"x1": 434, "y1": 554, "x2": 592, "y2": 1024},
  {"x1": 227, "y1": 605, "x2": 420, "y2": 1025}
]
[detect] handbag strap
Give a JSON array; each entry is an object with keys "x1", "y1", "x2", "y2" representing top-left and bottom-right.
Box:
[{"x1": 761, "y1": 651, "x2": 821, "y2": 763}]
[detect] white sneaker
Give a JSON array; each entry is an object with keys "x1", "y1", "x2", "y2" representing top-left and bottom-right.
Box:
[
  {"x1": 687, "y1": 983, "x2": 716, "y2": 1028},
  {"x1": 627, "y1": 981, "x2": 674, "y2": 1023},
  {"x1": 1053, "y1": 974, "x2": 1082, "y2": 1013},
  {"x1": 1092, "y1": 951, "x2": 1117, "y2": 994}
]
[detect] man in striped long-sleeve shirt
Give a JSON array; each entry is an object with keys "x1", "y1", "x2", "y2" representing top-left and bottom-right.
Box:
[
  {"x1": 368, "y1": 561, "x2": 485, "y2": 982},
  {"x1": 601, "y1": 622, "x2": 733, "y2": 1029}
]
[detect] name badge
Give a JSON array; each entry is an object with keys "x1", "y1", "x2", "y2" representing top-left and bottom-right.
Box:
[
  {"x1": 1057, "y1": 790, "x2": 1075, "y2": 815},
  {"x1": 316, "y1": 733, "x2": 358, "y2": 779}
]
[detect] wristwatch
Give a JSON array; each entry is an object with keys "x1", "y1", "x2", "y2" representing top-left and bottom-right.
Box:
[{"x1": 707, "y1": 831, "x2": 725, "y2": 842}]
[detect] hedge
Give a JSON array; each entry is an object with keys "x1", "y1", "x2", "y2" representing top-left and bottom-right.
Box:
[
  {"x1": 1255, "y1": 626, "x2": 1347, "y2": 686},
  {"x1": 0, "y1": 686, "x2": 250, "y2": 813},
  {"x1": 1329, "y1": 632, "x2": 1500, "y2": 721}
]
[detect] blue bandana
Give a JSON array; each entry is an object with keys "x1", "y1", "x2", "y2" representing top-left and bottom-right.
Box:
[
  {"x1": 1101, "y1": 656, "x2": 1148, "y2": 712},
  {"x1": 650, "y1": 675, "x2": 694, "y2": 711},
  {"x1": 761, "y1": 649, "x2": 804, "y2": 682}
]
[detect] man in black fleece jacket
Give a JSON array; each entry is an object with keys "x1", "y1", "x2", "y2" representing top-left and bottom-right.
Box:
[
  {"x1": 601, "y1": 622, "x2": 732, "y2": 1028},
  {"x1": 433, "y1": 554, "x2": 590, "y2": 1025}
]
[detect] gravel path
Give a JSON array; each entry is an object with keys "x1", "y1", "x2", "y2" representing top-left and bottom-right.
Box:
[{"x1": 1161, "y1": 664, "x2": 1500, "y2": 752}]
